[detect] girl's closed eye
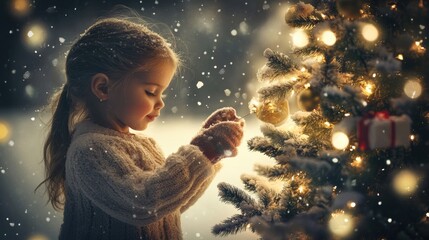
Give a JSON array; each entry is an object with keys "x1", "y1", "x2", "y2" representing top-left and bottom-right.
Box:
[{"x1": 145, "y1": 90, "x2": 156, "y2": 96}]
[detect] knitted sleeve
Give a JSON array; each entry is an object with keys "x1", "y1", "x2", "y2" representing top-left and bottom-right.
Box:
[
  {"x1": 67, "y1": 134, "x2": 215, "y2": 226},
  {"x1": 180, "y1": 163, "x2": 222, "y2": 213}
]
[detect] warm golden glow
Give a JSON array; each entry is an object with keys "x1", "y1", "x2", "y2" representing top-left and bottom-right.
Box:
[
  {"x1": 0, "y1": 121, "x2": 11, "y2": 143},
  {"x1": 329, "y1": 211, "x2": 354, "y2": 237},
  {"x1": 361, "y1": 81, "x2": 375, "y2": 96},
  {"x1": 291, "y1": 30, "x2": 309, "y2": 48},
  {"x1": 23, "y1": 23, "x2": 47, "y2": 48},
  {"x1": 393, "y1": 170, "x2": 419, "y2": 196},
  {"x1": 361, "y1": 23, "x2": 379, "y2": 42},
  {"x1": 404, "y1": 79, "x2": 423, "y2": 99},
  {"x1": 298, "y1": 185, "x2": 305, "y2": 193},
  {"x1": 411, "y1": 40, "x2": 426, "y2": 54},
  {"x1": 332, "y1": 132, "x2": 349, "y2": 150},
  {"x1": 321, "y1": 30, "x2": 336, "y2": 46},
  {"x1": 396, "y1": 54, "x2": 404, "y2": 60},
  {"x1": 351, "y1": 156, "x2": 363, "y2": 168},
  {"x1": 27, "y1": 233, "x2": 50, "y2": 240},
  {"x1": 11, "y1": 0, "x2": 30, "y2": 17}
]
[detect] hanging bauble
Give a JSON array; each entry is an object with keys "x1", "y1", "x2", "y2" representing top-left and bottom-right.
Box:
[
  {"x1": 249, "y1": 98, "x2": 289, "y2": 126},
  {"x1": 336, "y1": 0, "x2": 362, "y2": 19},
  {"x1": 297, "y1": 88, "x2": 320, "y2": 111}
]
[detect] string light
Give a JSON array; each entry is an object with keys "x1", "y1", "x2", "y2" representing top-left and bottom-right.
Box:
[
  {"x1": 321, "y1": 30, "x2": 336, "y2": 46},
  {"x1": 404, "y1": 79, "x2": 422, "y2": 99},
  {"x1": 361, "y1": 23, "x2": 379, "y2": 42},
  {"x1": 396, "y1": 54, "x2": 404, "y2": 60},
  {"x1": 291, "y1": 30, "x2": 309, "y2": 48},
  {"x1": 393, "y1": 170, "x2": 419, "y2": 196},
  {"x1": 329, "y1": 211, "x2": 354, "y2": 237},
  {"x1": 332, "y1": 131, "x2": 349, "y2": 150}
]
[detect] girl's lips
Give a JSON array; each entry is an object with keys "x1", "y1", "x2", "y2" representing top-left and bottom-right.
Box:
[{"x1": 146, "y1": 115, "x2": 158, "y2": 121}]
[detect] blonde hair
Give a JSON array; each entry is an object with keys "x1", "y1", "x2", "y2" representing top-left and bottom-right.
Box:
[{"x1": 35, "y1": 17, "x2": 181, "y2": 210}]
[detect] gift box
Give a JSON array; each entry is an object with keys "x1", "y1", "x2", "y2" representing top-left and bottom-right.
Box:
[{"x1": 358, "y1": 111, "x2": 412, "y2": 150}]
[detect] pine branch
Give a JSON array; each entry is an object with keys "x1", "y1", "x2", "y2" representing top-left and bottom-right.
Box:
[
  {"x1": 264, "y1": 48, "x2": 296, "y2": 71},
  {"x1": 248, "y1": 136, "x2": 288, "y2": 157},
  {"x1": 254, "y1": 164, "x2": 290, "y2": 180},
  {"x1": 260, "y1": 124, "x2": 299, "y2": 146},
  {"x1": 285, "y1": 14, "x2": 325, "y2": 29},
  {"x1": 212, "y1": 214, "x2": 252, "y2": 236},
  {"x1": 293, "y1": 45, "x2": 324, "y2": 57},
  {"x1": 217, "y1": 182, "x2": 258, "y2": 210},
  {"x1": 257, "y1": 80, "x2": 295, "y2": 101},
  {"x1": 320, "y1": 85, "x2": 365, "y2": 122}
]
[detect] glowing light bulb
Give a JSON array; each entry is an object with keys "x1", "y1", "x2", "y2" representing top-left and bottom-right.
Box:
[
  {"x1": 332, "y1": 132, "x2": 349, "y2": 150},
  {"x1": 393, "y1": 170, "x2": 419, "y2": 196},
  {"x1": 321, "y1": 30, "x2": 336, "y2": 46},
  {"x1": 291, "y1": 30, "x2": 309, "y2": 48},
  {"x1": 329, "y1": 211, "x2": 354, "y2": 237},
  {"x1": 23, "y1": 23, "x2": 47, "y2": 48},
  {"x1": 0, "y1": 121, "x2": 11, "y2": 143},
  {"x1": 361, "y1": 23, "x2": 379, "y2": 42},
  {"x1": 404, "y1": 79, "x2": 422, "y2": 99}
]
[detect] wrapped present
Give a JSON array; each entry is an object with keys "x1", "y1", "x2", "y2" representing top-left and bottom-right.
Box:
[{"x1": 358, "y1": 111, "x2": 412, "y2": 150}]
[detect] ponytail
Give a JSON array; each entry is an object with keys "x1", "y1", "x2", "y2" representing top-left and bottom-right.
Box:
[{"x1": 35, "y1": 84, "x2": 71, "y2": 211}]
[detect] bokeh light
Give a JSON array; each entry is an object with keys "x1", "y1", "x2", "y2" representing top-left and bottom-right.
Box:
[
  {"x1": 393, "y1": 170, "x2": 419, "y2": 196},
  {"x1": 332, "y1": 131, "x2": 349, "y2": 150},
  {"x1": 404, "y1": 79, "x2": 422, "y2": 99},
  {"x1": 329, "y1": 211, "x2": 354, "y2": 237},
  {"x1": 321, "y1": 30, "x2": 336, "y2": 46},
  {"x1": 0, "y1": 121, "x2": 11, "y2": 143},
  {"x1": 23, "y1": 22, "x2": 48, "y2": 48},
  {"x1": 10, "y1": 0, "x2": 31, "y2": 17},
  {"x1": 361, "y1": 23, "x2": 379, "y2": 42},
  {"x1": 291, "y1": 30, "x2": 309, "y2": 48}
]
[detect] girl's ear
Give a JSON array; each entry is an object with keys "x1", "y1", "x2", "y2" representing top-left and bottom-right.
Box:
[{"x1": 91, "y1": 73, "x2": 110, "y2": 101}]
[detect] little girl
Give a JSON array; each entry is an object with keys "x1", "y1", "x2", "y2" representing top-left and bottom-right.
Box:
[{"x1": 36, "y1": 17, "x2": 244, "y2": 239}]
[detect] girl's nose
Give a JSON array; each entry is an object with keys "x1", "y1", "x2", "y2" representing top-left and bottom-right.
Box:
[{"x1": 155, "y1": 98, "x2": 164, "y2": 110}]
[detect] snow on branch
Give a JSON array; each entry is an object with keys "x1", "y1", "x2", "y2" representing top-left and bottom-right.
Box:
[
  {"x1": 257, "y1": 80, "x2": 296, "y2": 101},
  {"x1": 253, "y1": 164, "x2": 290, "y2": 180},
  {"x1": 217, "y1": 182, "x2": 258, "y2": 210},
  {"x1": 284, "y1": 2, "x2": 325, "y2": 29},
  {"x1": 257, "y1": 48, "x2": 298, "y2": 82}
]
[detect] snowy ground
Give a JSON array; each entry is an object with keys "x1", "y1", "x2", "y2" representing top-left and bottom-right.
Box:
[{"x1": 0, "y1": 110, "x2": 273, "y2": 240}]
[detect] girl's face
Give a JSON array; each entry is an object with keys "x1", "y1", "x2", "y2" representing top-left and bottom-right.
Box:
[{"x1": 108, "y1": 61, "x2": 176, "y2": 131}]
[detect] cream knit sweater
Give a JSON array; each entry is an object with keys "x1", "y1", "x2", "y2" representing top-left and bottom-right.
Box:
[{"x1": 59, "y1": 120, "x2": 220, "y2": 240}]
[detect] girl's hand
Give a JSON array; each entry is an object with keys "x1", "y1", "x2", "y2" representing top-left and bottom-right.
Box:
[
  {"x1": 201, "y1": 107, "x2": 241, "y2": 129},
  {"x1": 191, "y1": 107, "x2": 244, "y2": 164}
]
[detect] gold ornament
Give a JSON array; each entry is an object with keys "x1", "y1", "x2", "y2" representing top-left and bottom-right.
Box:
[
  {"x1": 249, "y1": 98, "x2": 289, "y2": 126},
  {"x1": 336, "y1": 0, "x2": 362, "y2": 19},
  {"x1": 297, "y1": 88, "x2": 320, "y2": 111}
]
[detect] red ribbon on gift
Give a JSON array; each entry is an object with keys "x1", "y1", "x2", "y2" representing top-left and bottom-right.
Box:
[{"x1": 358, "y1": 111, "x2": 396, "y2": 150}]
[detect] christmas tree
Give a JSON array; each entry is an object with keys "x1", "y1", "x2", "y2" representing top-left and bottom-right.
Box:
[{"x1": 213, "y1": 0, "x2": 429, "y2": 239}]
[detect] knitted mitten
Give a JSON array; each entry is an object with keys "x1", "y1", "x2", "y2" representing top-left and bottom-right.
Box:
[{"x1": 191, "y1": 107, "x2": 244, "y2": 163}]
